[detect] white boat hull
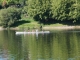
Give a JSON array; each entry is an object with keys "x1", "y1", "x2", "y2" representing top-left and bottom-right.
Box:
[{"x1": 16, "y1": 31, "x2": 50, "y2": 34}]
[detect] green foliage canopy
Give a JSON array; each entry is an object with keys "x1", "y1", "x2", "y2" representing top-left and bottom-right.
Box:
[
  {"x1": 0, "y1": 0, "x2": 80, "y2": 27},
  {"x1": 0, "y1": 7, "x2": 21, "y2": 27},
  {"x1": 27, "y1": 0, "x2": 80, "y2": 23},
  {"x1": 27, "y1": 0, "x2": 52, "y2": 21}
]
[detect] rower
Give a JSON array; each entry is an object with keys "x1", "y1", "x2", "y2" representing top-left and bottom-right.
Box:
[
  {"x1": 36, "y1": 29, "x2": 38, "y2": 32},
  {"x1": 28, "y1": 27, "x2": 30, "y2": 31},
  {"x1": 40, "y1": 25, "x2": 42, "y2": 31},
  {"x1": 36, "y1": 29, "x2": 38, "y2": 38}
]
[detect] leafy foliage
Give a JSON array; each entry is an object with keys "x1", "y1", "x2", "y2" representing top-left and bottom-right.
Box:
[
  {"x1": 0, "y1": 0, "x2": 80, "y2": 27},
  {"x1": 27, "y1": 0, "x2": 80, "y2": 23},
  {"x1": 27, "y1": 0, "x2": 52, "y2": 22},
  {"x1": 0, "y1": 7, "x2": 21, "y2": 27}
]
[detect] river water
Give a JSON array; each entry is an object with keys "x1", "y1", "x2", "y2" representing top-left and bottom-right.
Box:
[{"x1": 0, "y1": 29, "x2": 80, "y2": 60}]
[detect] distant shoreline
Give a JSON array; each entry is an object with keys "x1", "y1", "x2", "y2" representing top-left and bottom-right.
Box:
[
  {"x1": 0, "y1": 26, "x2": 80, "y2": 30},
  {"x1": 0, "y1": 27, "x2": 19, "y2": 30},
  {"x1": 43, "y1": 26, "x2": 80, "y2": 30}
]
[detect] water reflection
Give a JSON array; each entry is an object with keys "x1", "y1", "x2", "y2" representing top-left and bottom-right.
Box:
[
  {"x1": 0, "y1": 30, "x2": 80, "y2": 60},
  {"x1": 0, "y1": 30, "x2": 23, "y2": 60}
]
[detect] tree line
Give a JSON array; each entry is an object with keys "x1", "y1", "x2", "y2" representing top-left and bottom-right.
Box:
[
  {"x1": 0, "y1": 0, "x2": 80, "y2": 27},
  {"x1": 27, "y1": 0, "x2": 80, "y2": 23}
]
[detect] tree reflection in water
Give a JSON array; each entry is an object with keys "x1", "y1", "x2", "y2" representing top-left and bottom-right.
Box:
[{"x1": 0, "y1": 30, "x2": 80, "y2": 60}]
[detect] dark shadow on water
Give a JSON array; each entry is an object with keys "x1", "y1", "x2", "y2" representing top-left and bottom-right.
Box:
[{"x1": 11, "y1": 20, "x2": 31, "y2": 27}]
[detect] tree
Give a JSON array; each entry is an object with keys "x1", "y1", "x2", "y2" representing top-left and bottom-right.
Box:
[
  {"x1": 27, "y1": 0, "x2": 52, "y2": 23},
  {"x1": 51, "y1": 0, "x2": 80, "y2": 23},
  {"x1": 0, "y1": 7, "x2": 21, "y2": 27},
  {"x1": 2, "y1": 0, "x2": 7, "y2": 8}
]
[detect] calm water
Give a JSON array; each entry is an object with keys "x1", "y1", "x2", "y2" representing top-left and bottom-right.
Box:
[{"x1": 0, "y1": 29, "x2": 80, "y2": 60}]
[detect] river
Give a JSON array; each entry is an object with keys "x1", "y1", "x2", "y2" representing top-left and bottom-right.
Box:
[{"x1": 0, "y1": 29, "x2": 80, "y2": 60}]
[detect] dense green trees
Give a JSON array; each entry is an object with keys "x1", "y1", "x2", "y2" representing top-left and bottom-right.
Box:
[
  {"x1": 0, "y1": 7, "x2": 21, "y2": 27},
  {"x1": 52, "y1": 0, "x2": 80, "y2": 22},
  {"x1": 51, "y1": 0, "x2": 77, "y2": 21},
  {"x1": 0, "y1": 0, "x2": 27, "y2": 27},
  {"x1": 27, "y1": 0, "x2": 80, "y2": 23},
  {"x1": 0, "y1": 0, "x2": 80, "y2": 27},
  {"x1": 27, "y1": 0, "x2": 52, "y2": 22},
  {"x1": 0, "y1": 0, "x2": 27, "y2": 8}
]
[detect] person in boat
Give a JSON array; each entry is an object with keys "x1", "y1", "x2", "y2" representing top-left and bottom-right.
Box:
[
  {"x1": 24, "y1": 28, "x2": 26, "y2": 32},
  {"x1": 40, "y1": 25, "x2": 42, "y2": 31},
  {"x1": 36, "y1": 29, "x2": 38, "y2": 32},
  {"x1": 32, "y1": 27, "x2": 35, "y2": 32},
  {"x1": 28, "y1": 27, "x2": 30, "y2": 31}
]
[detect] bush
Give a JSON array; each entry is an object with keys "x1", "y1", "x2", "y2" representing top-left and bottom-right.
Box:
[{"x1": 0, "y1": 7, "x2": 21, "y2": 27}]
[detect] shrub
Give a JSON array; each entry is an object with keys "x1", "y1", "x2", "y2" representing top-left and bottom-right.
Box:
[{"x1": 0, "y1": 7, "x2": 21, "y2": 27}]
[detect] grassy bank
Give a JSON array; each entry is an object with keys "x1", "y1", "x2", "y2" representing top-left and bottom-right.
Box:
[
  {"x1": 13, "y1": 17, "x2": 63, "y2": 29},
  {"x1": 11, "y1": 16, "x2": 80, "y2": 30},
  {"x1": 0, "y1": 16, "x2": 79, "y2": 31},
  {"x1": 0, "y1": 17, "x2": 65, "y2": 30},
  {"x1": 16, "y1": 17, "x2": 40, "y2": 29}
]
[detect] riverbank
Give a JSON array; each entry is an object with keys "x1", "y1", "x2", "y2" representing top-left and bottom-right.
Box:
[
  {"x1": 0, "y1": 27, "x2": 19, "y2": 30},
  {"x1": 0, "y1": 25, "x2": 80, "y2": 30},
  {"x1": 0, "y1": 17, "x2": 80, "y2": 30},
  {"x1": 43, "y1": 26, "x2": 80, "y2": 30}
]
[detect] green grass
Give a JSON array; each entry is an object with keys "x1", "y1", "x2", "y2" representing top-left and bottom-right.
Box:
[
  {"x1": 17, "y1": 16, "x2": 41, "y2": 29},
  {"x1": 15, "y1": 16, "x2": 69, "y2": 30}
]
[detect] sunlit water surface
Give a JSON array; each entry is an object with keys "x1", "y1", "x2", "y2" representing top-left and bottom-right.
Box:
[{"x1": 0, "y1": 29, "x2": 80, "y2": 60}]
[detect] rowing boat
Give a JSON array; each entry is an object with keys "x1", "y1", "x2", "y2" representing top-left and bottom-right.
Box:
[{"x1": 16, "y1": 31, "x2": 50, "y2": 34}]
